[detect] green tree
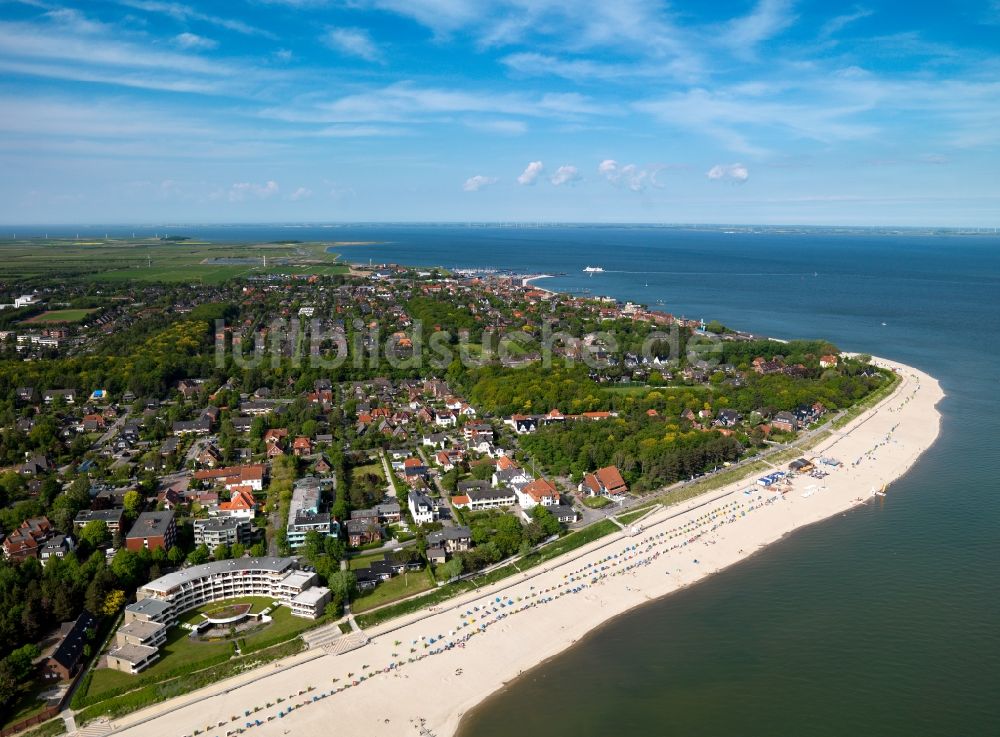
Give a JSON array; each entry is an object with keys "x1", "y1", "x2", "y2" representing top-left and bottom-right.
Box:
[
  {"x1": 326, "y1": 570, "x2": 356, "y2": 613},
  {"x1": 187, "y1": 544, "x2": 210, "y2": 565},
  {"x1": 79, "y1": 519, "x2": 110, "y2": 549},
  {"x1": 439, "y1": 557, "x2": 463, "y2": 580},
  {"x1": 123, "y1": 489, "x2": 143, "y2": 518},
  {"x1": 111, "y1": 548, "x2": 143, "y2": 589}
]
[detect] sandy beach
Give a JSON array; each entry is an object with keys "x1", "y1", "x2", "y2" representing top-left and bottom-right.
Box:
[{"x1": 102, "y1": 356, "x2": 943, "y2": 737}]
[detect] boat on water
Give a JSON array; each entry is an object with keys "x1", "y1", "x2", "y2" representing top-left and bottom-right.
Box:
[{"x1": 583, "y1": 266, "x2": 604, "y2": 273}]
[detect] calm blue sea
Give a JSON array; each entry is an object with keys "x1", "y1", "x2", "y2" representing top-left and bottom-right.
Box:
[{"x1": 11, "y1": 223, "x2": 1000, "y2": 735}]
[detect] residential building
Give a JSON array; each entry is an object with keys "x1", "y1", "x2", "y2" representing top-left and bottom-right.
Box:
[
  {"x1": 286, "y1": 476, "x2": 336, "y2": 548},
  {"x1": 516, "y1": 478, "x2": 560, "y2": 509},
  {"x1": 193, "y1": 464, "x2": 265, "y2": 492},
  {"x1": 579, "y1": 466, "x2": 629, "y2": 502},
  {"x1": 193, "y1": 517, "x2": 253, "y2": 547},
  {"x1": 452, "y1": 482, "x2": 516, "y2": 511},
  {"x1": 2, "y1": 516, "x2": 53, "y2": 561},
  {"x1": 217, "y1": 487, "x2": 257, "y2": 519},
  {"x1": 74, "y1": 508, "x2": 125, "y2": 537},
  {"x1": 408, "y1": 490, "x2": 438, "y2": 524},
  {"x1": 41, "y1": 610, "x2": 98, "y2": 681},
  {"x1": 125, "y1": 511, "x2": 177, "y2": 552},
  {"x1": 134, "y1": 557, "x2": 330, "y2": 621},
  {"x1": 426, "y1": 526, "x2": 472, "y2": 553}
]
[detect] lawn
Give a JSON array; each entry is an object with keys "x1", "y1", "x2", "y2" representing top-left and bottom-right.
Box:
[
  {"x1": 616, "y1": 505, "x2": 660, "y2": 526},
  {"x1": 179, "y1": 596, "x2": 273, "y2": 625},
  {"x1": 351, "y1": 463, "x2": 384, "y2": 483},
  {"x1": 83, "y1": 599, "x2": 313, "y2": 704},
  {"x1": 348, "y1": 553, "x2": 385, "y2": 571},
  {"x1": 582, "y1": 496, "x2": 613, "y2": 509},
  {"x1": 20, "y1": 308, "x2": 98, "y2": 324},
  {"x1": 351, "y1": 568, "x2": 435, "y2": 613}
]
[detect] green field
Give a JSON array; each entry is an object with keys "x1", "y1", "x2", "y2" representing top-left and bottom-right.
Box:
[
  {"x1": 20, "y1": 308, "x2": 98, "y2": 324},
  {"x1": 351, "y1": 463, "x2": 385, "y2": 483},
  {"x1": 81, "y1": 598, "x2": 313, "y2": 704},
  {"x1": 0, "y1": 239, "x2": 348, "y2": 284},
  {"x1": 350, "y1": 568, "x2": 435, "y2": 613}
]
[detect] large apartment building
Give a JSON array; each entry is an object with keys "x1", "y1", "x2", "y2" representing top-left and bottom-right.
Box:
[{"x1": 109, "y1": 557, "x2": 331, "y2": 674}]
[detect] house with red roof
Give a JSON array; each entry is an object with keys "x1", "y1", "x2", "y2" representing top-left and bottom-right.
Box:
[
  {"x1": 263, "y1": 428, "x2": 288, "y2": 446},
  {"x1": 218, "y1": 487, "x2": 257, "y2": 520},
  {"x1": 516, "y1": 478, "x2": 560, "y2": 509},
  {"x1": 2, "y1": 516, "x2": 53, "y2": 561},
  {"x1": 579, "y1": 466, "x2": 629, "y2": 502},
  {"x1": 193, "y1": 464, "x2": 266, "y2": 492}
]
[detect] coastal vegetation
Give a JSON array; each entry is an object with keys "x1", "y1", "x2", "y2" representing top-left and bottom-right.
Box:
[{"x1": 0, "y1": 238, "x2": 346, "y2": 285}]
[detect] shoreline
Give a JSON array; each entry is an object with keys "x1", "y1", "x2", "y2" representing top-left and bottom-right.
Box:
[{"x1": 102, "y1": 356, "x2": 944, "y2": 737}]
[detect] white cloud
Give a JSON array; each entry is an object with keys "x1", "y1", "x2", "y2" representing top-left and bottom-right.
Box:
[
  {"x1": 706, "y1": 163, "x2": 749, "y2": 182},
  {"x1": 597, "y1": 159, "x2": 661, "y2": 191},
  {"x1": 360, "y1": 0, "x2": 691, "y2": 61},
  {"x1": 116, "y1": 1, "x2": 276, "y2": 38},
  {"x1": 550, "y1": 165, "x2": 581, "y2": 186},
  {"x1": 819, "y1": 7, "x2": 874, "y2": 39},
  {"x1": 517, "y1": 161, "x2": 543, "y2": 185},
  {"x1": 287, "y1": 187, "x2": 313, "y2": 201},
  {"x1": 463, "y1": 175, "x2": 497, "y2": 192},
  {"x1": 273, "y1": 83, "x2": 602, "y2": 124},
  {"x1": 465, "y1": 119, "x2": 527, "y2": 135},
  {"x1": 174, "y1": 32, "x2": 218, "y2": 50},
  {"x1": 501, "y1": 52, "x2": 701, "y2": 84},
  {"x1": 634, "y1": 85, "x2": 878, "y2": 155},
  {"x1": 45, "y1": 8, "x2": 109, "y2": 35},
  {"x1": 323, "y1": 27, "x2": 382, "y2": 62},
  {"x1": 722, "y1": 0, "x2": 796, "y2": 56},
  {"x1": 229, "y1": 180, "x2": 279, "y2": 201}
]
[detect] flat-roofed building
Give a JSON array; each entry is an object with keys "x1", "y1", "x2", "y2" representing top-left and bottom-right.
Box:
[
  {"x1": 115, "y1": 619, "x2": 167, "y2": 649},
  {"x1": 193, "y1": 517, "x2": 252, "y2": 548},
  {"x1": 123, "y1": 597, "x2": 173, "y2": 626},
  {"x1": 113, "y1": 558, "x2": 331, "y2": 674},
  {"x1": 289, "y1": 587, "x2": 331, "y2": 619},
  {"x1": 286, "y1": 476, "x2": 337, "y2": 548},
  {"x1": 106, "y1": 643, "x2": 159, "y2": 674},
  {"x1": 74, "y1": 508, "x2": 125, "y2": 536},
  {"x1": 135, "y1": 557, "x2": 329, "y2": 620},
  {"x1": 125, "y1": 511, "x2": 176, "y2": 552}
]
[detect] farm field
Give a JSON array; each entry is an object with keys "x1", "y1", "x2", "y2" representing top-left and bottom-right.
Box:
[
  {"x1": 19, "y1": 308, "x2": 98, "y2": 324},
  {"x1": 0, "y1": 238, "x2": 348, "y2": 284}
]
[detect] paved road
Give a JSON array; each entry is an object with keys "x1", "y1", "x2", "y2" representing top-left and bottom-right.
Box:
[{"x1": 90, "y1": 409, "x2": 130, "y2": 450}]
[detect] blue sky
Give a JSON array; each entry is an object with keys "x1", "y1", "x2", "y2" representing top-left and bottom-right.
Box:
[{"x1": 1, "y1": 0, "x2": 998, "y2": 225}]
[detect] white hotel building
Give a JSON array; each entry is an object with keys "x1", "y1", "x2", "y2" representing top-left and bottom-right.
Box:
[{"x1": 110, "y1": 558, "x2": 330, "y2": 673}]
